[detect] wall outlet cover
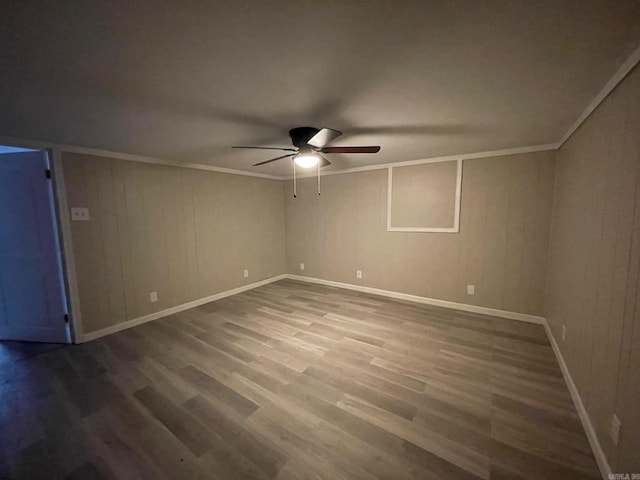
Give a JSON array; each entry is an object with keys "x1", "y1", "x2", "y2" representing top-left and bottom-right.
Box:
[
  {"x1": 150, "y1": 291, "x2": 158, "y2": 302},
  {"x1": 467, "y1": 284, "x2": 475, "y2": 295},
  {"x1": 356, "y1": 270, "x2": 362, "y2": 279},
  {"x1": 71, "y1": 207, "x2": 90, "y2": 221},
  {"x1": 243, "y1": 269, "x2": 249, "y2": 278},
  {"x1": 299, "y1": 263, "x2": 305, "y2": 271}
]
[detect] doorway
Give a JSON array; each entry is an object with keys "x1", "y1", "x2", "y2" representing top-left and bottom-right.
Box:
[{"x1": 0, "y1": 147, "x2": 69, "y2": 343}]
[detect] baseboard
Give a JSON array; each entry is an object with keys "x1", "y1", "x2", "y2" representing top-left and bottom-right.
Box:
[
  {"x1": 80, "y1": 274, "x2": 288, "y2": 342},
  {"x1": 543, "y1": 321, "x2": 612, "y2": 480},
  {"x1": 284, "y1": 274, "x2": 545, "y2": 324}
]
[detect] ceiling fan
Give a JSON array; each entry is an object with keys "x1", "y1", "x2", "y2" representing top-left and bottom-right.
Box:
[{"x1": 232, "y1": 126, "x2": 381, "y2": 169}]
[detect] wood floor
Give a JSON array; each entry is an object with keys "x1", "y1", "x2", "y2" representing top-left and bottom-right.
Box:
[{"x1": 0, "y1": 280, "x2": 600, "y2": 480}]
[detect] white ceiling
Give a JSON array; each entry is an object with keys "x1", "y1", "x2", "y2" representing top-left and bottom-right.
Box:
[{"x1": 1, "y1": 1, "x2": 639, "y2": 176}]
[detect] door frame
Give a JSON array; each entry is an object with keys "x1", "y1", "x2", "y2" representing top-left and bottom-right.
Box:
[
  {"x1": 0, "y1": 141, "x2": 83, "y2": 343},
  {"x1": 49, "y1": 148, "x2": 83, "y2": 343}
]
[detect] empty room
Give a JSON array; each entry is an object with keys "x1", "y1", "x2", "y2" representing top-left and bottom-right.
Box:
[{"x1": 1, "y1": 1, "x2": 639, "y2": 479}]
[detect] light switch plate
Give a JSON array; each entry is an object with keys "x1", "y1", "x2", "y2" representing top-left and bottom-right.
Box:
[{"x1": 71, "y1": 207, "x2": 90, "y2": 221}]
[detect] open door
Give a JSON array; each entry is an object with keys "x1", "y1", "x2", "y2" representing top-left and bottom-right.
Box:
[{"x1": 0, "y1": 150, "x2": 69, "y2": 343}]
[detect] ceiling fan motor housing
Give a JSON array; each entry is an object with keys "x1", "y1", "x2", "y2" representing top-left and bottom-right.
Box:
[{"x1": 289, "y1": 127, "x2": 320, "y2": 149}]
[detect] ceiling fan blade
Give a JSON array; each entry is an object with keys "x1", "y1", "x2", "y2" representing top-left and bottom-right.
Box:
[
  {"x1": 318, "y1": 155, "x2": 331, "y2": 167},
  {"x1": 307, "y1": 128, "x2": 342, "y2": 148},
  {"x1": 233, "y1": 146, "x2": 297, "y2": 152},
  {"x1": 252, "y1": 153, "x2": 296, "y2": 166},
  {"x1": 320, "y1": 146, "x2": 381, "y2": 154}
]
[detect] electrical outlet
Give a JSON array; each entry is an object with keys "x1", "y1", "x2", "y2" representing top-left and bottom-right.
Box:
[
  {"x1": 150, "y1": 291, "x2": 158, "y2": 303},
  {"x1": 610, "y1": 414, "x2": 621, "y2": 445},
  {"x1": 243, "y1": 269, "x2": 249, "y2": 278},
  {"x1": 70, "y1": 207, "x2": 90, "y2": 221},
  {"x1": 356, "y1": 270, "x2": 362, "y2": 279},
  {"x1": 467, "y1": 284, "x2": 475, "y2": 295},
  {"x1": 561, "y1": 325, "x2": 567, "y2": 342},
  {"x1": 299, "y1": 262, "x2": 305, "y2": 271}
]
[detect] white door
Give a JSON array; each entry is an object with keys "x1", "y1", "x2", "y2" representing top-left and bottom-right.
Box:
[{"x1": 0, "y1": 151, "x2": 69, "y2": 343}]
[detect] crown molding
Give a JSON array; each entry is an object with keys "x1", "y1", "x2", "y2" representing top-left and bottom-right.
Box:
[
  {"x1": 0, "y1": 135, "x2": 561, "y2": 181},
  {"x1": 284, "y1": 143, "x2": 559, "y2": 180},
  {"x1": 557, "y1": 43, "x2": 640, "y2": 148},
  {"x1": 0, "y1": 135, "x2": 283, "y2": 180}
]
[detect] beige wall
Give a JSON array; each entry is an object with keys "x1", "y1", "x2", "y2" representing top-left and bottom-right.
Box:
[
  {"x1": 63, "y1": 153, "x2": 285, "y2": 334},
  {"x1": 284, "y1": 150, "x2": 556, "y2": 316},
  {"x1": 545, "y1": 66, "x2": 640, "y2": 472}
]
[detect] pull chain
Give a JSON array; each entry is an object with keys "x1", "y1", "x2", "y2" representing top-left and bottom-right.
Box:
[
  {"x1": 317, "y1": 158, "x2": 321, "y2": 195},
  {"x1": 293, "y1": 159, "x2": 297, "y2": 197}
]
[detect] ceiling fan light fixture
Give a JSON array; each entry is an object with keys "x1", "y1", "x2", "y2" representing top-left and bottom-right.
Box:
[{"x1": 294, "y1": 154, "x2": 319, "y2": 168}]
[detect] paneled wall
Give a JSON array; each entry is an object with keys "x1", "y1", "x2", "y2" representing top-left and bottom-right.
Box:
[
  {"x1": 63, "y1": 153, "x2": 285, "y2": 335},
  {"x1": 390, "y1": 160, "x2": 458, "y2": 229},
  {"x1": 284, "y1": 150, "x2": 556, "y2": 316},
  {"x1": 545, "y1": 65, "x2": 640, "y2": 472}
]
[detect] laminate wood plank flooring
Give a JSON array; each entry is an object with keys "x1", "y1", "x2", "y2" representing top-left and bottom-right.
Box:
[{"x1": 0, "y1": 279, "x2": 600, "y2": 479}]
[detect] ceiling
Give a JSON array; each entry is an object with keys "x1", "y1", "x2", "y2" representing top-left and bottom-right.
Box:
[{"x1": 1, "y1": 1, "x2": 639, "y2": 176}]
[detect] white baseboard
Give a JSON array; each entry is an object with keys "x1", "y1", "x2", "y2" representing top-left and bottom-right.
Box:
[
  {"x1": 543, "y1": 321, "x2": 611, "y2": 480},
  {"x1": 284, "y1": 274, "x2": 546, "y2": 324},
  {"x1": 80, "y1": 274, "x2": 288, "y2": 342}
]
